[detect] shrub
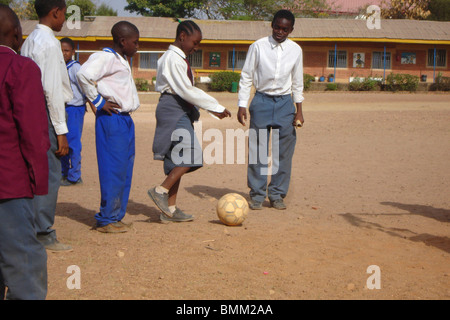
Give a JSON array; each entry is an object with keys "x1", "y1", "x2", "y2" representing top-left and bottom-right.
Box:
[
  {"x1": 135, "y1": 78, "x2": 150, "y2": 92},
  {"x1": 385, "y1": 73, "x2": 419, "y2": 92},
  {"x1": 303, "y1": 73, "x2": 315, "y2": 90},
  {"x1": 429, "y1": 74, "x2": 450, "y2": 91},
  {"x1": 209, "y1": 71, "x2": 241, "y2": 92},
  {"x1": 349, "y1": 77, "x2": 381, "y2": 91},
  {"x1": 325, "y1": 83, "x2": 338, "y2": 91}
]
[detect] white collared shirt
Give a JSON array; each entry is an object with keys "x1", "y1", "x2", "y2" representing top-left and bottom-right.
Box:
[
  {"x1": 238, "y1": 36, "x2": 304, "y2": 108},
  {"x1": 21, "y1": 24, "x2": 73, "y2": 135},
  {"x1": 76, "y1": 48, "x2": 140, "y2": 113},
  {"x1": 156, "y1": 45, "x2": 225, "y2": 114}
]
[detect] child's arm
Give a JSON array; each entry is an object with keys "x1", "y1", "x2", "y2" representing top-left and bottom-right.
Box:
[
  {"x1": 76, "y1": 53, "x2": 120, "y2": 115},
  {"x1": 237, "y1": 43, "x2": 257, "y2": 126},
  {"x1": 12, "y1": 59, "x2": 51, "y2": 195},
  {"x1": 163, "y1": 58, "x2": 228, "y2": 116}
]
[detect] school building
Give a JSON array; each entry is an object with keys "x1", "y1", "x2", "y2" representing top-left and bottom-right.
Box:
[{"x1": 20, "y1": 16, "x2": 450, "y2": 84}]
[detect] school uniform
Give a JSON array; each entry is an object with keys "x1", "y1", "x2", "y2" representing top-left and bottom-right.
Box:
[
  {"x1": 238, "y1": 35, "x2": 304, "y2": 203},
  {"x1": 21, "y1": 24, "x2": 73, "y2": 246},
  {"x1": 0, "y1": 45, "x2": 50, "y2": 299},
  {"x1": 61, "y1": 60, "x2": 86, "y2": 183},
  {"x1": 153, "y1": 45, "x2": 225, "y2": 175},
  {"x1": 77, "y1": 48, "x2": 140, "y2": 227}
]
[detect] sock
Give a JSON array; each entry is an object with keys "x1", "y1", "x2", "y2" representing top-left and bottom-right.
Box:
[
  {"x1": 169, "y1": 206, "x2": 176, "y2": 214},
  {"x1": 155, "y1": 185, "x2": 169, "y2": 194}
]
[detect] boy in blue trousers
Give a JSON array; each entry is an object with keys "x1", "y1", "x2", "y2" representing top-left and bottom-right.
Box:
[
  {"x1": 77, "y1": 21, "x2": 140, "y2": 233},
  {"x1": 60, "y1": 37, "x2": 96, "y2": 186}
]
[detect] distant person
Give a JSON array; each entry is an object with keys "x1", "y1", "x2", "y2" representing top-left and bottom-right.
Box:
[
  {"x1": 21, "y1": 0, "x2": 73, "y2": 251},
  {"x1": 60, "y1": 37, "x2": 95, "y2": 186},
  {"x1": 237, "y1": 9, "x2": 304, "y2": 210},
  {"x1": 0, "y1": 4, "x2": 50, "y2": 299},
  {"x1": 77, "y1": 21, "x2": 140, "y2": 233},
  {"x1": 149, "y1": 20, "x2": 231, "y2": 223}
]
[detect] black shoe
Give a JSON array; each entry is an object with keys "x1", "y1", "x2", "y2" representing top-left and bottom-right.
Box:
[
  {"x1": 270, "y1": 199, "x2": 287, "y2": 210},
  {"x1": 160, "y1": 208, "x2": 194, "y2": 223},
  {"x1": 147, "y1": 187, "x2": 172, "y2": 217},
  {"x1": 61, "y1": 177, "x2": 83, "y2": 186},
  {"x1": 249, "y1": 199, "x2": 263, "y2": 210}
]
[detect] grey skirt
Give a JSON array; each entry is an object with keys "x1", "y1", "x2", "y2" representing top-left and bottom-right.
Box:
[{"x1": 152, "y1": 93, "x2": 202, "y2": 175}]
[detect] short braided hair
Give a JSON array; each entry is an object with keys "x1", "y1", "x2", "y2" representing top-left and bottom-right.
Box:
[{"x1": 176, "y1": 20, "x2": 201, "y2": 39}]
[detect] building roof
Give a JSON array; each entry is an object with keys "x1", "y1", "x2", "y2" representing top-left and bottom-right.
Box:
[{"x1": 20, "y1": 16, "x2": 450, "y2": 44}]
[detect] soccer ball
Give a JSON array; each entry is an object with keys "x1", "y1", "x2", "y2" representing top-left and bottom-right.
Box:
[{"x1": 216, "y1": 193, "x2": 249, "y2": 226}]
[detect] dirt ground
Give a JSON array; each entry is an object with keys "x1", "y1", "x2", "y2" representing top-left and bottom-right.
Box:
[{"x1": 48, "y1": 91, "x2": 450, "y2": 300}]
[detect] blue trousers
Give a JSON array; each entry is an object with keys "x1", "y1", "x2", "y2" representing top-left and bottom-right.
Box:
[
  {"x1": 33, "y1": 114, "x2": 60, "y2": 245},
  {"x1": 248, "y1": 92, "x2": 297, "y2": 203},
  {"x1": 61, "y1": 105, "x2": 85, "y2": 182},
  {"x1": 0, "y1": 198, "x2": 47, "y2": 300},
  {"x1": 95, "y1": 111, "x2": 135, "y2": 227}
]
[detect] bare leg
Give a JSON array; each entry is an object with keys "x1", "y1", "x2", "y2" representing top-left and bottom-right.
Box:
[{"x1": 161, "y1": 166, "x2": 190, "y2": 207}]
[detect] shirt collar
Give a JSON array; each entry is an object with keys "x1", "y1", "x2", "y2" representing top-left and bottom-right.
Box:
[
  {"x1": 168, "y1": 44, "x2": 187, "y2": 60},
  {"x1": 269, "y1": 35, "x2": 286, "y2": 50},
  {"x1": 0, "y1": 45, "x2": 17, "y2": 54},
  {"x1": 36, "y1": 24, "x2": 55, "y2": 35}
]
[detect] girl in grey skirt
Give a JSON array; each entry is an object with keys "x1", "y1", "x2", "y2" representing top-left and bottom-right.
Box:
[{"x1": 149, "y1": 20, "x2": 231, "y2": 223}]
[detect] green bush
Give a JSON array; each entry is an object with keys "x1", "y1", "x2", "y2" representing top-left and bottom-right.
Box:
[
  {"x1": 385, "y1": 73, "x2": 419, "y2": 92},
  {"x1": 209, "y1": 71, "x2": 241, "y2": 92},
  {"x1": 325, "y1": 83, "x2": 338, "y2": 91},
  {"x1": 135, "y1": 78, "x2": 150, "y2": 92},
  {"x1": 349, "y1": 77, "x2": 381, "y2": 91},
  {"x1": 303, "y1": 73, "x2": 315, "y2": 91},
  {"x1": 429, "y1": 74, "x2": 450, "y2": 91}
]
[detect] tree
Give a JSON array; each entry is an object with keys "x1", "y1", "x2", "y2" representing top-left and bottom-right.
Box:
[
  {"x1": 125, "y1": 0, "x2": 333, "y2": 20},
  {"x1": 0, "y1": 0, "x2": 13, "y2": 5},
  {"x1": 10, "y1": 0, "x2": 37, "y2": 20},
  {"x1": 125, "y1": 0, "x2": 204, "y2": 18},
  {"x1": 67, "y1": 0, "x2": 96, "y2": 19},
  {"x1": 380, "y1": 0, "x2": 431, "y2": 19},
  {"x1": 95, "y1": 3, "x2": 117, "y2": 16},
  {"x1": 427, "y1": 0, "x2": 450, "y2": 21}
]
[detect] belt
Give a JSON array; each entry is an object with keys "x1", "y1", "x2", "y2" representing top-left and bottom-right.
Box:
[{"x1": 256, "y1": 91, "x2": 291, "y2": 99}]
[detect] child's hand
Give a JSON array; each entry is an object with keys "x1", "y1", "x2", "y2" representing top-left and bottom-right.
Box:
[
  {"x1": 237, "y1": 107, "x2": 247, "y2": 126},
  {"x1": 55, "y1": 134, "x2": 69, "y2": 157},
  {"x1": 102, "y1": 101, "x2": 121, "y2": 116},
  {"x1": 211, "y1": 109, "x2": 231, "y2": 119}
]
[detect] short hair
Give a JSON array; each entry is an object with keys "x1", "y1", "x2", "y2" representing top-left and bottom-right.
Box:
[
  {"x1": 176, "y1": 20, "x2": 201, "y2": 39},
  {"x1": 111, "y1": 21, "x2": 139, "y2": 44},
  {"x1": 272, "y1": 9, "x2": 295, "y2": 27},
  {"x1": 34, "y1": 0, "x2": 66, "y2": 18},
  {"x1": 60, "y1": 37, "x2": 75, "y2": 49}
]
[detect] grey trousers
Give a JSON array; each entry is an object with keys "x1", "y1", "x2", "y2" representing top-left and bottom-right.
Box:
[
  {"x1": 33, "y1": 115, "x2": 61, "y2": 245},
  {"x1": 0, "y1": 198, "x2": 47, "y2": 300},
  {"x1": 248, "y1": 92, "x2": 297, "y2": 203}
]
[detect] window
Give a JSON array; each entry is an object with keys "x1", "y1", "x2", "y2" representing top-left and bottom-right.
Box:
[
  {"x1": 187, "y1": 50, "x2": 203, "y2": 68},
  {"x1": 372, "y1": 51, "x2": 391, "y2": 69},
  {"x1": 427, "y1": 49, "x2": 447, "y2": 67},
  {"x1": 328, "y1": 50, "x2": 347, "y2": 68},
  {"x1": 139, "y1": 52, "x2": 161, "y2": 70},
  {"x1": 228, "y1": 51, "x2": 247, "y2": 69}
]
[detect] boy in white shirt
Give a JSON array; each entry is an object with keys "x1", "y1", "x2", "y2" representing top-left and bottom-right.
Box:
[
  {"x1": 77, "y1": 21, "x2": 140, "y2": 233},
  {"x1": 237, "y1": 10, "x2": 305, "y2": 211},
  {"x1": 21, "y1": 0, "x2": 73, "y2": 251}
]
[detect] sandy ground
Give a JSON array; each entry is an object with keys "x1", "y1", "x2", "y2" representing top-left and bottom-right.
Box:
[{"x1": 47, "y1": 91, "x2": 449, "y2": 300}]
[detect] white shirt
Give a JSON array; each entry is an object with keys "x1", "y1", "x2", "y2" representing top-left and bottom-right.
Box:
[
  {"x1": 21, "y1": 24, "x2": 73, "y2": 135},
  {"x1": 156, "y1": 45, "x2": 225, "y2": 114},
  {"x1": 238, "y1": 36, "x2": 304, "y2": 108},
  {"x1": 77, "y1": 48, "x2": 140, "y2": 113}
]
